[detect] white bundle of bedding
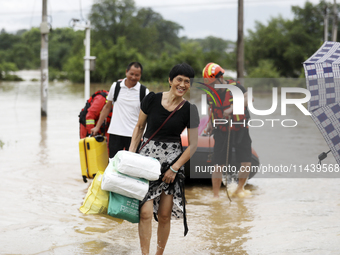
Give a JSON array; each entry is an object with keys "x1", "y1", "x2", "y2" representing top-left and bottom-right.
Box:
[
  {"x1": 113, "y1": 150, "x2": 161, "y2": 181},
  {"x1": 101, "y1": 159, "x2": 149, "y2": 201}
]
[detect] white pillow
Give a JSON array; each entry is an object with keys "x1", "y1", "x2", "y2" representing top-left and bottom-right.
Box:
[
  {"x1": 113, "y1": 150, "x2": 161, "y2": 181},
  {"x1": 101, "y1": 159, "x2": 149, "y2": 201}
]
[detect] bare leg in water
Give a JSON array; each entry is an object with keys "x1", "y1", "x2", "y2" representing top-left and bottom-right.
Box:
[
  {"x1": 139, "y1": 199, "x2": 153, "y2": 255},
  {"x1": 156, "y1": 192, "x2": 173, "y2": 255},
  {"x1": 212, "y1": 165, "x2": 223, "y2": 198},
  {"x1": 139, "y1": 192, "x2": 174, "y2": 255},
  {"x1": 234, "y1": 162, "x2": 251, "y2": 197}
]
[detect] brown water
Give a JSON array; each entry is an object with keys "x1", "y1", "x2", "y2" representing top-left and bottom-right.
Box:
[{"x1": 1, "y1": 71, "x2": 340, "y2": 255}]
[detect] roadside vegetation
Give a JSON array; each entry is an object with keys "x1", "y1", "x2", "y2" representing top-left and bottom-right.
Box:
[{"x1": 0, "y1": 0, "x2": 336, "y2": 89}]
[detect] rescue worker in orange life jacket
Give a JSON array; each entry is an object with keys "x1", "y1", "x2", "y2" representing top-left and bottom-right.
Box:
[
  {"x1": 203, "y1": 62, "x2": 252, "y2": 198},
  {"x1": 79, "y1": 90, "x2": 112, "y2": 143}
]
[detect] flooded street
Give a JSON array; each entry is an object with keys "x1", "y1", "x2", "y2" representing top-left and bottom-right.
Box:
[{"x1": 1, "y1": 72, "x2": 340, "y2": 254}]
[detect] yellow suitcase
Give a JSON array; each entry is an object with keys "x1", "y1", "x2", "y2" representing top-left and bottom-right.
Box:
[{"x1": 79, "y1": 135, "x2": 109, "y2": 183}]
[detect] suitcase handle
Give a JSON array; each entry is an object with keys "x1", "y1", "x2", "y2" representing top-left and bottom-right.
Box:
[
  {"x1": 88, "y1": 134, "x2": 105, "y2": 143},
  {"x1": 94, "y1": 135, "x2": 105, "y2": 142}
]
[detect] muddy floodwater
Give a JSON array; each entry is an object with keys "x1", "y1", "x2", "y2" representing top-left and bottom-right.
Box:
[{"x1": 1, "y1": 71, "x2": 340, "y2": 255}]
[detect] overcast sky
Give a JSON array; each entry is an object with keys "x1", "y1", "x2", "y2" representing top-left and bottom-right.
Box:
[{"x1": 0, "y1": 0, "x2": 327, "y2": 41}]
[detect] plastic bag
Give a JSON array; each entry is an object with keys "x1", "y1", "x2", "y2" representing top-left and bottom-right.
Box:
[
  {"x1": 101, "y1": 159, "x2": 149, "y2": 201},
  {"x1": 107, "y1": 192, "x2": 139, "y2": 223},
  {"x1": 79, "y1": 171, "x2": 124, "y2": 223},
  {"x1": 113, "y1": 150, "x2": 161, "y2": 181},
  {"x1": 79, "y1": 171, "x2": 109, "y2": 214}
]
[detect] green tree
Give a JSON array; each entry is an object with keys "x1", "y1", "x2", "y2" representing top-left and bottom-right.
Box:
[
  {"x1": 49, "y1": 28, "x2": 83, "y2": 70},
  {"x1": 200, "y1": 36, "x2": 230, "y2": 53},
  {"x1": 0, "y1": 28, "x2": 40, "y2": 70},
  {"x1": 247, "y1": 59, "x2": 280, "y2": 78},
  {"x1": 89, "y1": 0, "x2": 136, "y2": 46},
  {"x1": 141, "y1": 41, "x2": 205, "y2": 82},
  {"x1": 0, "y1": 29, "x2": 21, "y2": 50},
  {"x1": 291, "y1": 1, "x2": 325, "y2": 38},
  {"x1": 0, "y1": 62, "x2": 21, "y2": 81},
  {"x1": 91, "y1": 36, "x2": 142, "y2": 83},
  {"x1": 56, "y1": 28, "x2": 89, "y2": 82},
  {"x1": 8, "y1": 43, "x2": 36, "y2": 69},
  {"x1": 21, "y1": 28, "x2": 41, "y2": 68},
  {"x1": 181, "y1": 36, "x2": 236, "y2": 72},
  {"x1": 245, "y1": 17, "x2": 291, "y2": 77},
  {"x1": 244, "y1": 1, "x2": 335, "y2": 78},
  {"x1": 62, "y1": 52, "x2": 84, "y2": 82},
  {"x1": 154, "y1": 19, "x2": 182, "y2": 54},
  {"x1": 125, "y1": 8, "x2": 160, "y2": 54},
  {"x1": 89, "y1": 1, "x2": 182, "y2": 56},
  {"x1": 173, "y1": 42, "x2": 204, "y2": 78}
]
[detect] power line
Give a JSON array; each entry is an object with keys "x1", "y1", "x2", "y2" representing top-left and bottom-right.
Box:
[
  {"x1": 79, "y1": 0, "x2": 85, "y2": 21},
  {"x1": 29, "y1": 0, "x2": 37, "y2": 27},
  {"x1": 0, "y1": 8, "x2": 91, "y2": 16},
  {"x1": 0, "y1": 0, "x2": 318, "y2": 15},
  {"x1": 138, "y1": 0, "x2": 318, "y2": 8}
]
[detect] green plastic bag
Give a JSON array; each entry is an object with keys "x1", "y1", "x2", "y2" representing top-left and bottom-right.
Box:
[{"x1": 108, "y1": 192, "x2": 140, "y2": 223}]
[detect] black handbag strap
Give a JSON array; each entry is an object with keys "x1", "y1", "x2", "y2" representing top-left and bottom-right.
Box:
[{"x1": 138, "y1": 99, "x2": 186, "y2": 152}]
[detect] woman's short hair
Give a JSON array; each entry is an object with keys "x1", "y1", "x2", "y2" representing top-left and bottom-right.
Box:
[{"x1": 169, "y1": 63, "x2": 195, "y2": 85}]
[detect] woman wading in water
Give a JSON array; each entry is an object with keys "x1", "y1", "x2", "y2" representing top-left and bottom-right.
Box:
[{"x1": 129, "y1": 63, "x2": 199, "y2": 255}]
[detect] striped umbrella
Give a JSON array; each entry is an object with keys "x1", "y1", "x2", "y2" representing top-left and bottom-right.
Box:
[{"x1": 304, "y1": 41, "x2": 340, "y2": 164}]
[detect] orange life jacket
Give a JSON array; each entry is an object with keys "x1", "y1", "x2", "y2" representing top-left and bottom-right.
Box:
[{"x1": 79, "y1": 90, "x2": 112, "y2": 135}]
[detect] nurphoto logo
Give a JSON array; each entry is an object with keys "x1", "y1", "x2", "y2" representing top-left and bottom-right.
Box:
[{"x1": 199, "y1": 83, "x2": 312, "y2": 128}]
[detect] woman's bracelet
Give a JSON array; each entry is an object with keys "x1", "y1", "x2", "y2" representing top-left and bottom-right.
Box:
[{"x1": 170, "y1": 166, "x2": 178, "y2": 173}]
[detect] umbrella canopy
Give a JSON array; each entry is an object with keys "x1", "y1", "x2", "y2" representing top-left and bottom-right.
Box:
[{"x1": 303, "y1": 41, "x2": 340, "y2": 164}]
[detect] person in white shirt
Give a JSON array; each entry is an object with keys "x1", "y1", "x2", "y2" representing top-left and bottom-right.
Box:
[{"x1": 91, "y1": 62, "x2": 149, "y2": 158}]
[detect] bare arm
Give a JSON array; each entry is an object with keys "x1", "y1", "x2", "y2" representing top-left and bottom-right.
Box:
[
  {"x1": 129, "y1": 110, "x2": 148, "y2": 153},
  {"x1": 162, "y1": 127, "x2": 198, "y2": 183},
  {"x1": 173, "y1": 127, "x2": 198, "y2": 169},
  {"x1": 91, "y1": 101, "x2": 112, "y2": 136}
]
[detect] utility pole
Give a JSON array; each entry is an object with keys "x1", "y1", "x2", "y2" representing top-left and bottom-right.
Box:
[
  {"x1": 40, "y1": 0, "x2": 49, "y2": 116},
  {"x1": 83, "y1": 21, "x2": 93, "y2": 101},
  {"x1": 237, "y1": 0, "x2": 244, "y2": 78},
  {"x1": 72, "y1": 19, "x2": 96, "y2": 102},
  {"x1": 332, "y1": 0, "x2": 338, "y2": 41}
]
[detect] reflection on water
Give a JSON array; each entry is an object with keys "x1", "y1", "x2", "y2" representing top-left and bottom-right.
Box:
[
  {"x1": 39, "y1": 116, "x2": 48, "y2": 165},
  {"x1": 1, "y1": 74, "x2": 340, "y2": 254},
  {"x1": 186, "y1": 186, "x2": 254, "y2": 255}
]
